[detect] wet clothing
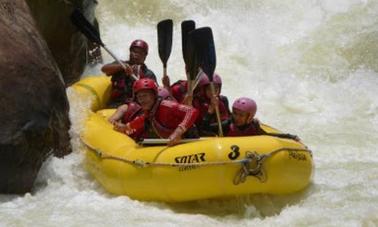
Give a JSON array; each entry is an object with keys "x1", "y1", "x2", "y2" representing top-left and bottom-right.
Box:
[
  {"x1": 202, "y1": 115, "x2": 299, "y2": 140},
  {"x1": 193, "y1": 95, "x2": 231, "y2": 133},
  {"x1": 122, "y1": 102, "x2": 143, "y2": 124},
  {"x1": 144, "y1": 99, "x2": 199, "y2": 139},
  {"x1": 121, "y1": 102, "x2": 145, "y2": 140},
  {"x1": 226, "y1": 119, "x2": 265, "y2": 136},
  {"x1": 170, "y1": 80, "x2": 188, "y2": 103},
  {"x1": 201, "y1": 115, "x2": 265, "y2": 137},
  {"x1": 122, "y1": 99, "x2": 199, "y2": 141},
  {"x1": 107, "y1": 61, "x2": 156, "y2": 108}
]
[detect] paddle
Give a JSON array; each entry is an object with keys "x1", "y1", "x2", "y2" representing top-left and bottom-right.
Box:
[
  {"x1": 181, "y1": 20, "x2": 197, "y2": 96},
  {"x1": 189, "y1": 27, "x2": 223, "y2": 136},
  {"x1": 70, "y1": 9, "x2": 138, "y2": 80},
  {"x1": 181, "y1": 20, "x2": 196, "y2": 71},
  {"x1": 140, "y1": 138, "x2": 204, "y2": 146},
  {"x1": 186, "y1": 27, "x2": 204, "y2": 95},
  {"x1": 157, "y1": 19, "x2": 173, "y2": 82}
]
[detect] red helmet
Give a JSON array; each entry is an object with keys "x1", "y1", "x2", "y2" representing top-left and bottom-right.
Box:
[
  {"x1": 133, "y1": 78, "x2": 157, "y2": 94},
  {"x1": 130, "y1": 39, "x2": 148, "y2": 54},
  {"x1": 198, "y1": 73, "x2": 222, "y2": 87},
  {"x1": 232, "y1": 97, "x2": 257, "y2": 117}
]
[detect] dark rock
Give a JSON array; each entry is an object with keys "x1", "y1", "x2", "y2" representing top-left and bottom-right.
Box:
[
  {"x1": 0, "y1": 0, "x2": 71, "y2": 193},
  {"x1": 26, "y1": 0, "x2": 101, "y2": 86}
]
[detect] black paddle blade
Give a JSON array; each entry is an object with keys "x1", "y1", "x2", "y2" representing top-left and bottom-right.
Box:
[
  {"x1": 70, "y1": 9, "x2": 103, "y2": 46},
  {"x1": 181, "y1": 20, "x2": 195, "y2": 67},
  {"x1": 189, "y1": 27, "x2": 216, "y2": 81},
  {"x1": 187, "y1": 31, "x2": 199, "y2": 81},
  {"x1": 157, "y1": 19, "x2": 173, "y2": 67}
]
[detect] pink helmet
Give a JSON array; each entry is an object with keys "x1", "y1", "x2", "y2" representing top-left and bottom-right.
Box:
[
  {"x1": 157, "y1": 87, "x2": 170, "y2": 99},
  {"x1": 130, "y1": 39, "x2": 148, "y2": 54},
  {"x1": 232, "y1": 97, "x2": 257, "y2": 116},
  {"x1": 198, "y1": 73, "x2": 222, "y2": 87}
]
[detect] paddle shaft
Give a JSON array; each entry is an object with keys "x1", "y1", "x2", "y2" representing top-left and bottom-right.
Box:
[
  {"x1": 140, "y1": 138, "x2": 203, "y2": 145},
  {"x1": 186, "y1": 69, "x2": 203, "y2": 97},
  {"x1": 163, "y1": 67, "x2": 167, "y2": 78},
  {"x1": 162, "y1": 60, "x2": 169, "y2": 90},
  {"x1": 209, "y1": 82, "x2": 223, "y2": 136},
  {"x1": 102, "y1": 46, "x2": 138, "y2": 81},
  {"x1": 191, "y1": 69, "x2": 204, "y2": 91},
  {"x1": 70, "y1": 9, "x2": 138, "y2": 81}
]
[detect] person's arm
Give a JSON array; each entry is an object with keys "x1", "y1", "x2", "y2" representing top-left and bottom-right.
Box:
[
  {"x1": 162, "y1": 75, "x2": 171, "y2": 89},
  {"x1": 101, "y1": 62, "x2": 133, "y2": 76},
  {"x1": 176, "y1": 103, "x2": 199, "y2": 133},
  {"x1": 203, "y1": 94, "x2": 230, "y2": 133},
  {"x1": 167, "y1": 102, "x2": 199, "y2": 146},
  {"x1": 113, "y1": 121, "x2": 127, "y2": 133},
  {"x1": 182, "y1": 94, "x2": 193, "y2": 106},
  {"x1": 122, "y1": 115, "x2": 146, "y2": 136},
  {"x1": 251, "y1": 119, "x2": 267, "y2": 135},
  {"x1": 252, "y1": 119, "x2": 301, "y2": 141},
  {"x1": 220, "y1": 95, "x2": 231, "y2": 115},
  {"x1": 108, "y1": 104, "x2": 128, "y2": 124},
  {"x1": 202, "y1": 112, "x2": 230, "y2": 134},
  {"x1": 167, "y1": 126, "x2": 186, "y2": 146},
  {"x1": 207, "y1": 94, "x2": 218, "y2": 115}
]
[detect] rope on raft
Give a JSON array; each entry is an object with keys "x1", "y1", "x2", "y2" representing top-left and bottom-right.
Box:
[{"x1": 83, "y1": 141, "x2": 312, "y2": 185}]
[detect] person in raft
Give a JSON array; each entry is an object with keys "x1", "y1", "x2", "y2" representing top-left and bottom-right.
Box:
[
  {"x1": 160, "y1": 68, "x2": 189, "y2": 104},
  {"x1": 160, "y1": 65, "x2": 196, "y2": 105},
  {"x1": 108, "y1": 86, "x2": 176, "y2": 125},
  {"x1": 157, "y1": 86, "x2": 176, "y2": 101},
  {"x1": 168, "y1": 79, "x2": 189, "y2": 104},
  {"x1": 192, "y1": 73, "x2": 231, "y2": 135},
  {"x1": 101, "y1": 39, "x2": 157, "y2": 107},
  {"x1": 201, "y1": 97, "x2": 265, "y2": 136},
  {"x1": 202, "y1": 97, "x2": 301, "y2": 140},
  {"x1": 112, "y1": 78, "x2": 199, "y2": 146}
]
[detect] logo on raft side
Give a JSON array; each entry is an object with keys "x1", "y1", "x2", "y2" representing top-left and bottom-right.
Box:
[
  {"x1": 175, "y1": 152, "x2": 206, "y2": 172},
  {"x1": 288, "y1": 150, "x2": 307, "y2": 161}
]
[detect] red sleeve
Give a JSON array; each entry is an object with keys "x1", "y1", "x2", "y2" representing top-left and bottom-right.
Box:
[
  {"x1": 162, "y1": 100, "x2": 198, "y2": 131},
  {"x1": 127, "y1": 115, "x2": 146, "y2": 139},
  {"x1": 123, "y1": 102, "x2": 142, "y2": 123}
]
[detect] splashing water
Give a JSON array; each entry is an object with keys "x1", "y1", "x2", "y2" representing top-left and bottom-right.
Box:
[{"x1": 1, "y1": 0, "x2": 378, "y2": 226}]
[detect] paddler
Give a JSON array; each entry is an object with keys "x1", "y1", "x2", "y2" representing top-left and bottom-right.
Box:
[
  {"x1": 202, "y1": 97, "x2": 264, "y2": 136},
  {"x1": 113, "y1": 78, "x2": 199, "y2": 146},
  {"x1": 101, "y1": 39, "x2": 157, "y2": 107}
]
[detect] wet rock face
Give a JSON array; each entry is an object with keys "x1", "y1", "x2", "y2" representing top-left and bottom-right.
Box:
[
  {"x1": 0, "y1": 1, "x2": 71, "y2": 193},
  {"x1": 26, "y1": 0, "x2": 100, "y2": 86}
]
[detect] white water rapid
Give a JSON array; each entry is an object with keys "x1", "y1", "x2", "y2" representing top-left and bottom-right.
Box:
[{"x1": 1, "y1": 0, "x2": 378, "y2": 226}]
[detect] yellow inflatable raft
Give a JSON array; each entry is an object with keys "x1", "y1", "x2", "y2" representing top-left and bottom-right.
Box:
[{"x1": 73, "y1": 75, "x2": 314, "y2": 202}]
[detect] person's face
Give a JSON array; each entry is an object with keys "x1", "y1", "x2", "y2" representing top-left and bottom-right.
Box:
[
  {"x1": 136, "y1": 89, "x2": 156, "y2": 111},
  {"x1": 205, "y1": 84, "x2": 220, "y2": 98},
  {"x1": 232, "y1": 108, "x2": 251, "y2": 126},
  {"x1": 129, "y1": 47, "x2": 147, "y2": 65}
]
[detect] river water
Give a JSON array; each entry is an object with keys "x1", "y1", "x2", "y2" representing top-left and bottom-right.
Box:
[{"x1": 1, "y1": 0, "x2": 378, "y2": 226}]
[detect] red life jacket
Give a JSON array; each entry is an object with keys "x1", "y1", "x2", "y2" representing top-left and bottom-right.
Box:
[
  {"x1": 145, "y1": 99, "x2": 198, "y2": 138},
  {"x1": 170, "y1": 80, "x2": 188, "y2": 103},
  {"x1": 226, "y1": 120, "x2": 261, "y2": 137},
  {"x1": 109, "y1": 62, "x2": 155, "y2": 105},
  {"x1": 122, "y1": 102, "x2": 143, "y2": 123},
  {"x1": 122, "y1": 102, "x2": 145, "y2": 140},
  {"x1": 193, "y1": 95, "x2": 230, "y2": 126}
]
